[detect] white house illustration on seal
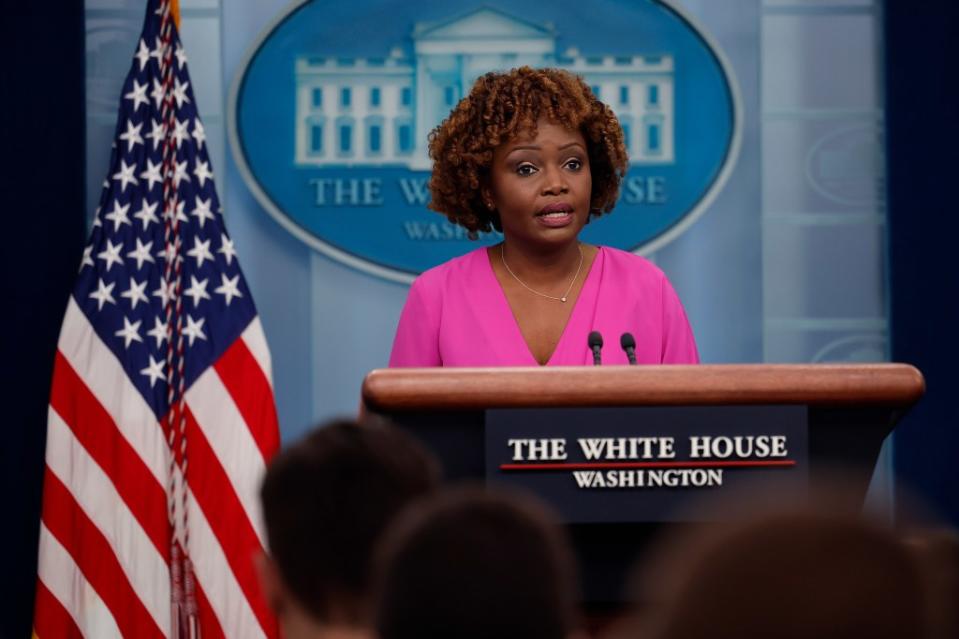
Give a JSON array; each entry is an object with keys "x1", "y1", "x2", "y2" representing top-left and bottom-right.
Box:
[{"x1": 293, "y1": 7, "x2": 675, "y2": 169}]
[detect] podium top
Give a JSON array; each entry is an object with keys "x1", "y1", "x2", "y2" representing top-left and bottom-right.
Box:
[{"x1": 362, "y1": 364, "x2": 925, "y2": 412}]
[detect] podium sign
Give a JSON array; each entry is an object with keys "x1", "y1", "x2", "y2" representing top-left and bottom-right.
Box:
[
  {"x1": 362, "y1": 364, "x2": 924, "y2": 604},
  {"x1": 486, "y1": 405, "x2": 808, "y2": 523}
]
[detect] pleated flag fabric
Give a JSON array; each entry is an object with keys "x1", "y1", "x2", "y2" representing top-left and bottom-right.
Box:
[{"x1": 34, "y1": 1, "x2": 280, "y2": 637}]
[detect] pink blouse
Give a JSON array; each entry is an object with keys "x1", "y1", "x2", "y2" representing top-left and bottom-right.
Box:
[{"x1": 389, "y1": 246, "x2": 699, "y2": 367}]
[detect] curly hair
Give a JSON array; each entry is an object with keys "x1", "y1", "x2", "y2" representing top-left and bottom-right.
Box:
[{"x1": 427, "y1": 66, "x2": 629, "y2": 235}]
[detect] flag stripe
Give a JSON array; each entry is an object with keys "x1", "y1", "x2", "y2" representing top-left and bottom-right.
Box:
[
  {"x1": 193, "y1": 573, "x2": 227, "y2": 639},
  {"x1": 186, "y1": 485, "x2": 270, "y2": 639},
  {"x1": 186, "y1": 366, "x2": 268, "y2": 544},
  {"x1": 58, "y1": 296, "x2": 170, "y2": 485},
  {"x1": 37, "y1": 524, "x2": 123, "y2": 639},
  {"x1": 184, "y1": 405, "x2": 277, "y2": 637},
  {"x1": 241, "y1": 318, "x2": 273, "y2": 388},
  {"x1": 46, "y1": 405, "x2": 171, "y2": 633},
  {"x1": 50, "y1": 349, "x2": 171, "y2": 563},
  {"x1": 213, "y1": 336, "x2": 280, "y2": 460},
  {"x1": 53, "y1": 302, "x2": 274, "y2": 638},
  {"x1": 33, "y1": 580, "x2": 83, "y2": 639},
  {"x1": 41, "y1": 471, "x2": 165, "y2": 639}
]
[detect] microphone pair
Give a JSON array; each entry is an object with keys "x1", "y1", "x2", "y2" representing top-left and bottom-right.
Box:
[{"x1": 588, "y1": 331, "x2": 637, "y2": 366}]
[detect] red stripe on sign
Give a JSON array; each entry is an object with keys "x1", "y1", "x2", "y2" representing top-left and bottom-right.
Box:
[
  {"x1": 499, "y1": 460, "x2": 798, "y2": 470},
  {"x1": 49, "y1": 351, "x2": 172, "y2": 563},
  {"x1": 41, "y1": 468, "x2": 166, "y2": 639},
  {"x1": 192, "y1": 571, "x2": 227, "y2": 639},
  {"x1": 184, "y1": 406, "x2": 278, "y2": 638},
  {"x1": 33, "y1": 578, "x2": 83, "y2": 639},
  {"x1": 213, "y1": 338, "x2": 280, "y2": 460}
]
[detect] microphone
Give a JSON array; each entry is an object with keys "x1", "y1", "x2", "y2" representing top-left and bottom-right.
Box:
[
  {"x1": 620, "y1": 332, "x2": 638, "y2": 365},
  {"x1": 588, "y1": 331, "x2": 603, "y2": 366}
]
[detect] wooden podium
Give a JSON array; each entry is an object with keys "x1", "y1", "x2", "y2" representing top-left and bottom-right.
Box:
[{"x1": 361, "y1": 364, "x2": 924, "y2": 604}]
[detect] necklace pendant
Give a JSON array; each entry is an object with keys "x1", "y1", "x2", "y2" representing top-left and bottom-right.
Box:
[{"x1": 501, "y1": 243, "x2": 583, "y2": 305}]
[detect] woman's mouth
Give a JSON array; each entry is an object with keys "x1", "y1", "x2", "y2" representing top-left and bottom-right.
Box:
[{"x1": 536, "y1": 203, "x2": 575, "y2": 228}]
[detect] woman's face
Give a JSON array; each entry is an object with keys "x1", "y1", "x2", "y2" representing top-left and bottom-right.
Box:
[{"x1": 487, "y1": 119, "x2": 592, "y2": 249}]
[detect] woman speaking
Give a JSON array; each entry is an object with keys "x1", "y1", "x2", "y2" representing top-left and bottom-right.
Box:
[{"x1": 389, "y1": 67, "x2": 698, "y2": 367}]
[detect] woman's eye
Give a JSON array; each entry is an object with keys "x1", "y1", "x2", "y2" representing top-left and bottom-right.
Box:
[
  {"x1": 565, "y1": 159, "x2": 583, "y2": 171},
  {"x1": 516, "y1": 163, "x2": 537, "y2": 176}
]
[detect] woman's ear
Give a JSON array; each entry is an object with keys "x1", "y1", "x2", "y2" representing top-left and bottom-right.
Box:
[{"x1": 481, "y1": 186, "x2": 494, "y2": 210}]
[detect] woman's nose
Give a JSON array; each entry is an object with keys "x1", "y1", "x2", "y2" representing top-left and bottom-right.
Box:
[{"x1": 540, "y1": 165, "x2": 569, "y2": 195}]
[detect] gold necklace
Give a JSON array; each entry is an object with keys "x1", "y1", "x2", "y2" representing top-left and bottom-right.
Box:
[{"x1": 500, "y1": 244, "x2": 584, "y2": 303}]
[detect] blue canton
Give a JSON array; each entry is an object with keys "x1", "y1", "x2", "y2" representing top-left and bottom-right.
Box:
[{"x1": 75, "y1": 5, "x2": 256, "y2": 421}]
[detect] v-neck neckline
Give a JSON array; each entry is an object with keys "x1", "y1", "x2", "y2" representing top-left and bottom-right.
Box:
[{"x1": 482, "y1": 245, "x2": 604, "y2": 366}]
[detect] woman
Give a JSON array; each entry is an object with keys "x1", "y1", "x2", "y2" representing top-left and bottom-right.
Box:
[{"x1": 389, "y1": 67, "x2": 698, "y2": 367}]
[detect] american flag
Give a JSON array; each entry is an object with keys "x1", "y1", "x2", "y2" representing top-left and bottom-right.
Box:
[{"x1": 33, "y1": 1, "x2": 279, "y2": 637}]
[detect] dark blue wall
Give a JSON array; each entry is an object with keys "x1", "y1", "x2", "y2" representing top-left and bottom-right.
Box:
[
  {"x1": 1, "y1": 3, "x2": 87, "y2": 637},
  {"x1": 886, "y1": 0, "x2": 959, "y2": 527}
]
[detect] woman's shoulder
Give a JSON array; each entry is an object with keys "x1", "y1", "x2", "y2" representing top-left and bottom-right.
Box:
[
  {"x1": 597, "y1": 245, "x2": 667, "y2": 282},
  {"x1": 410, "y1": 246, "x2": 490, "y2": 293}
]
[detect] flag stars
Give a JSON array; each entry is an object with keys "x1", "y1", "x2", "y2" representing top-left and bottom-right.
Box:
[
  {"x1": 193, "y1": 160, "x2": 213, "y2": 188},
  {"x1": 145, "y1": 119, "x2": 166, "y2": 150},
  {"x1": 124, "y1": 79, "x2": 149, "y2": 111},
  {"x1": 74, "y1": 10, "x2": 256, "y2": 405},
  {"x1": 187, "y1": 236, "x2": 214, "y2": 268},
  {"x1": 135, "y1": 39, "x2": 151, "y2": 71},
  {"x1": 112, "y1": 160, "x2": 139, "y2": 192},
  {"x1": 115, "y1": 317, "x2": 143, "y2": 348},
  {"x1": 151, "y1": 78, "x2": 165, "y2": 110},
  {"x1": 191, "y1": 196, "x2": 215, "y2": 228},
  {"x1": 155, "y1": 241, "x2": 180, "y2": 266},
  {"x1": 149, "y1": 36, "x2": 167, "y2": 66},
  {"x1": 215, "y1": 273, "x2": 244, "y2": 306},
  {"x1": 184, "y1": 275, "x2": 211, "y2": 307},
  {"x1": 175, "y1": 43, "x2": 188, "y2": 69},
  {"x1": 182, "y1": 314, "x2": 207, "y2": 346},
  {"x1": 147, "y1": 316, "x2": 168, "y2": 348},
  {"x1": 80, "y1": 245, "x2": 94, "y2": 270},
  {"x1": 133, "y1": 199, "x2": 160, "y2": 230},
  {"x1": 120, "y1": 277, "x2": 149, "y2": 309},
  {"x1": 104, "y1": 200, "x2": 131, "y2": 231},
  {"x1": 140, "y1": 355, "x2": 166, "y2": 388},
  {"x1": 119, "y1": 120, "x2": 144, "y2": 152},
  {"x1": 218, "y1": 234, "x2": 237, "y2": 266},
  {"x1": 192, "y1": 119, "x2": 206, "y2": 149},
  {"x1": 97, "y1": 239, "x2": 124, "y2": 272},
  {"x1": 172, "y1": 159, "x2": 190, "y2": 189},
  {"x1": 140, "y1": 159, "x2": 163, "y2": 191},
  {"x1": 172, "y1": 78, "x2": 191, "y2": 108},
  {"x1": 164, "y1": 198, "x2": 189, "y2": 225},
  {"x1": 172, "y1": 118, "x2": 191, "y2": 148},
  {"x1": 153, "y1": 279, "x2": 176, "y2": 308},
  {"x1": 89, "y1": 278, "x2": 117, "y2": 310},
  {"x1": 126, "y1": 238, "x2": 156, "y2": 269}
]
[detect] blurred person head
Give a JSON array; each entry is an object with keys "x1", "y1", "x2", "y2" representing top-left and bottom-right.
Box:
[
  {"x1": 631, "y1": 511, "x2": 926, "y2": 639},
  {"x1": 374, "y1": 486, "x2": 582, "y2": 639},
  {"x1": 906, "y1": 529, "x2": 959, "y2": 639},
  {"x1": 256, "y1": 418, "x2": 440, "y2": 639}
]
